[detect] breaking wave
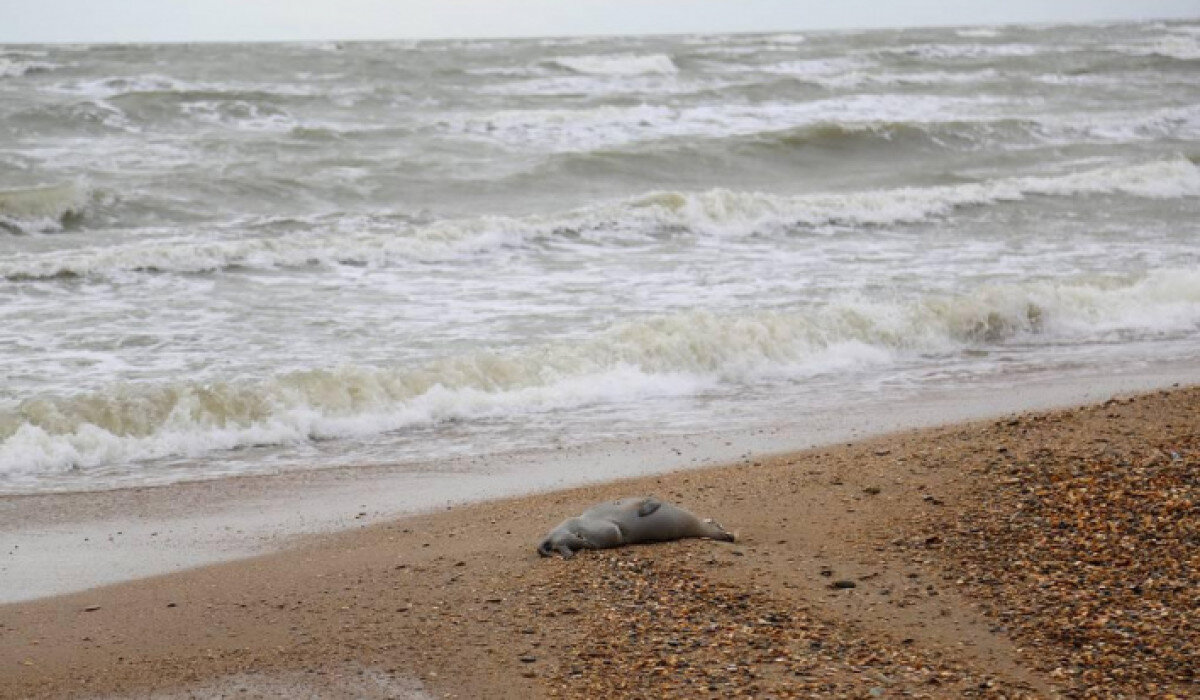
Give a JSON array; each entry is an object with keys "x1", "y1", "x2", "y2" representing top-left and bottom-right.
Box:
[
  {"x1": 4, "y1": 158, "x2": 1195, "y2": 279},
  {"x1": 3, "y1": 268, "x2": 1198, "y2": 478},
  {"x1": 440, "y1": 93, "x2": 1199, "y2": 154},
  {"x1": 548, "y1": 53, "x2": 678, "y2": 76},
  {"x1": 876, "y1": 43, "x2": 1045, "y2": 60},
  {"x1": 0, "y1": 56, "x2": 59, "y2": 78},
  {"x1": 0, "y1": 182, "x2": 92, "y2": 234},
  {"x1": 956, "y1": 28, "x2": 1002, "y2": 39},
  {"x1": 1109, "y1": 27, "x2": 1200, "y2": 60}
]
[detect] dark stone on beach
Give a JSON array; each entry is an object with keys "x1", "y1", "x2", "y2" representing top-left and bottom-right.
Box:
[
  {"x1": 519, "y1": 655, "x2": 537, "y2": 663},
  {"x1": 831, "y1": 580, "x2": 857, "y2": 589},
  {"x1": 83, "y1": 605, "x2": 101, "y2": 612}
]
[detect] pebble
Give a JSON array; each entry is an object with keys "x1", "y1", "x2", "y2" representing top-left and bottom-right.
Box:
[{"x1": 920, "y1": 388, "x2": 1199, "y2": 697}]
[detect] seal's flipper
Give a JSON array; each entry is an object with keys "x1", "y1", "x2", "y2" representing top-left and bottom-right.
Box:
[
  {"x1": 556, "y1": 544, "x2": 577, "y2": 559},
  {"x1": 637, "y1": 497, "x2": 662, "y2": 517},
  {"x1": 576, "y1": 520, "x2": 625, "y2": 549}
]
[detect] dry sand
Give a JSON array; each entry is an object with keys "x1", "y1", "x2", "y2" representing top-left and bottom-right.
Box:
[{"x1": 1, "y1": 385, "x2": 1196, "y2": 698}]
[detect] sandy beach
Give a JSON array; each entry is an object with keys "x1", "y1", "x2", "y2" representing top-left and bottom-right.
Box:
[{"x1": 2, "y1": 383, "x2": 1195, "y2": 698}]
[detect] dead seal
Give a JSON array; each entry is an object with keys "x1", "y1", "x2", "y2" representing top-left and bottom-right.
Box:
[{"x1": 537, "y1": 496, "x2": 735, "y2": 558}]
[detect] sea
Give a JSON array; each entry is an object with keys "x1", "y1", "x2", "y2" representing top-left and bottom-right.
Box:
[{"x1": 1, "y1": 20, "x2": 1198, "y2": 494}]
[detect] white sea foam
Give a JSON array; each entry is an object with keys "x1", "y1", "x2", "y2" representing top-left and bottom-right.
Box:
[
  {"x1": 3, "y1": 269, "x2": 1197, "y2": 478},
  {"x1": 720, "y1": 54, "x2": 1003, "y2": 88},
  {"x1": 956, "y1": 28, "x2": 1002, "y2": 39},
  {"x1": 724, "y1": 56, "x2": 867, "y2": 77},
  {"x1": 477, "y1": 74, "x2": 729, "y2": 98},
  {"x1": 758, "y1": 34, "x2": 808, "y2": 44},
  {"x1": 1037, "y1": 104, "x2": 1200, "y2": 144},
  {"x1": 548, "y1": 53, "x2": 678, "y2": 76},
  {"x1": 180, "y1": 99, "x2": 297, "y2": 131},
  {"x1": 1113, "y1": 35, "x2": 1200, "y2": 60},
  {"x1": 878, "y1": 43, "x2": 1044, "y2": 60},
  {"x1": 2, "y1": 159, "x2": 1195, "y2": 278},
  {"x1": 803, "y1": 68, "x2": 1004, "y2": 89},
  {"x1": 46, "y1": 73, "x2": 193, "y2": 98}
]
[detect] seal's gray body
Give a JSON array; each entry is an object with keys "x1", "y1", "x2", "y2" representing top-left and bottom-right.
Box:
[{"x1": 537, "y1": 496, "x2": 734, "y2": 558}]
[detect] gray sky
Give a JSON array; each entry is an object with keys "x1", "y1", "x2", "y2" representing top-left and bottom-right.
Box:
[{"x1": 2, "y1": 0, "x2": 1198, "y2": 43}]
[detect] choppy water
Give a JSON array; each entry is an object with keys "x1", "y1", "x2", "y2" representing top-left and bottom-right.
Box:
[{"x1": 2, "y1": 20, "x2": 1198, "y2": 493}]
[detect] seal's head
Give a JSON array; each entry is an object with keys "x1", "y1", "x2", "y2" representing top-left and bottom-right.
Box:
[{"x1": 536, "y1": 538, "x2": 554, "y2": 557}]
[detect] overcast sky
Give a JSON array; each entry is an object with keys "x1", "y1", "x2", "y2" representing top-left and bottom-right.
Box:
[{"x1": 2, "y1": 0, "x2": 1198, "y2": 44}]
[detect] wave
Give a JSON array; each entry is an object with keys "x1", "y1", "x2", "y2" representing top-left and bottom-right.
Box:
[
  {"x1": 3, "y1": 268, "x2": 1198, "y2": 479},
  {"x1": 1110, "y1": 35, "x2": 1200, "y2": 60},
  {"x1": 831, "y1": 69, "x2": 1005, "y2": 88},
  {"x1": 468, "y1": 99, "x2": 1199, "y2": 170},
  {"x1": 0, "y1": 57, "x2": 59, "y2": 78},
  {"x1": 443, "y1": 94, "x2": 1189, "y2": 156},
  {"x1": 1036, "y1": 104, "x2": 1200, "y2": 145},
  {"x1": 0, "y1": 182, "x2": 91, "y2": 234},
  {"x1": 756, "y1": 33, "x2": 808, "y2": 45},
  {"x1": 48, "y1": 74, "x2": 325, "y2": 100},
  {"x1": 548, "y1": 53, "x2": 678, "y2": 76},
  {"x1": 477, "y1": 74, "x2": 737, "y2": 98},
  {"x1": 2, "y1": 159, "x2": 1196, "y2": 279},
  {"x1": 715, "y1": 53, "x2": 1009, "y2": 88},
  {"x1": 625, "y1": 159, "x2": 1200, "y2": 232},
  {"x1": 440, "y1": 94, "x2": 1012, "y2": 152},
  {"x1": 955, "y1": 28, "x2": 1002, "y2": 39},
  {"x1": 875, "y1": 43, "x2": 1045, "y2": 60},
  {"x1": 720, "y1": 56, "x2": 868, "y2": 78}
]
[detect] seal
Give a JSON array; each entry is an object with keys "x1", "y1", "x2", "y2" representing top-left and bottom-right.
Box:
[{"x1": 537, "y1": 496, "x2": 735, "y2": 558}]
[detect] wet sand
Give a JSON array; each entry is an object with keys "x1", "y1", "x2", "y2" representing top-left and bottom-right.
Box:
[{"x1": 1, "y1": 384, "x2": 1197, "y2": 698}]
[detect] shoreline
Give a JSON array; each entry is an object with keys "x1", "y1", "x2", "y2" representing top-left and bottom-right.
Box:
[
  {"x1": 1, "y1": 381, "x2": 1195, "y2": 697},
  {"x1": 1, "y1": 359, "x2": 1197, "y2": 604}
]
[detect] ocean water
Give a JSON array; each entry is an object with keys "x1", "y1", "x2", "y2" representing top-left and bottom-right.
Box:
[{"x1": 1, "y1": 20, "x2": 1198, "y2": 493}]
